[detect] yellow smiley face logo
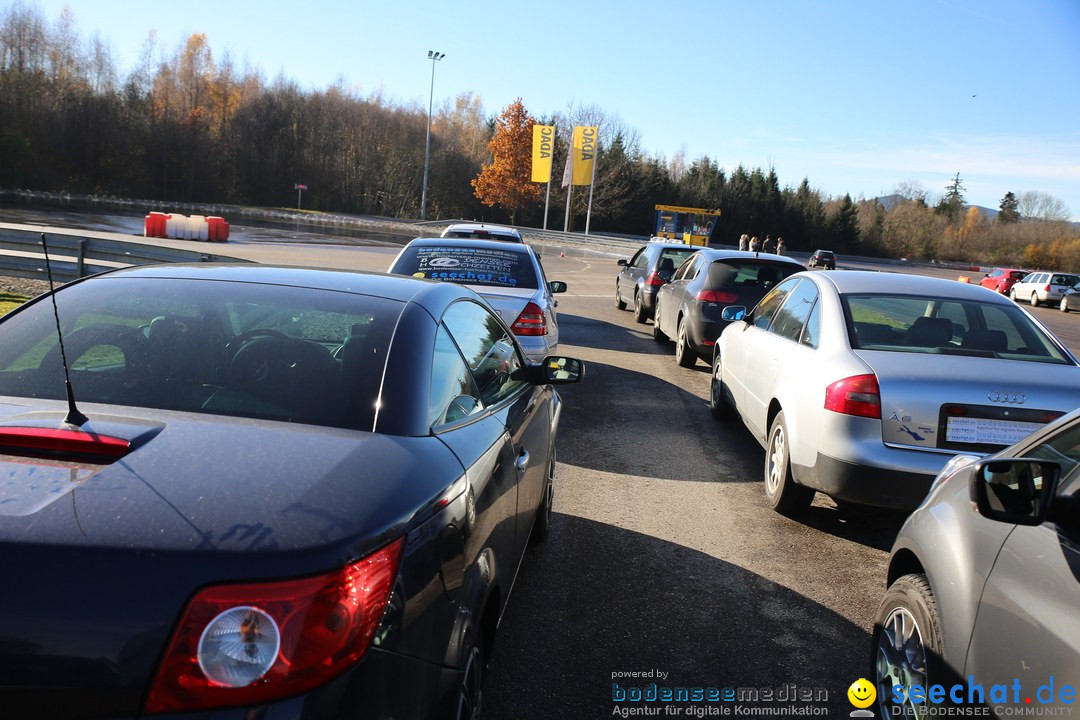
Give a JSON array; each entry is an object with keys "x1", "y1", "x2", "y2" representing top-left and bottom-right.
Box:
[
  {"x1": 412, "y1": 272, "x2": 427, "y2": 278},
  {"x1": 847, "y1": 678, "x2": 876, "y2": 709}
]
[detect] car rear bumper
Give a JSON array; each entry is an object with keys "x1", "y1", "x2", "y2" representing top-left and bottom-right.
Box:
[
  {"x1": 798, "y1": 452, "x2": 937, "y2": 509},
  {"x1": 517, "y1": 335, "x2": 558, "y2": 364}
]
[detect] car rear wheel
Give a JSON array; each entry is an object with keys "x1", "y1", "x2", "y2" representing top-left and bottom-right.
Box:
[
  {"x1": 709, "y1": 352, "x2": 732, "y2": 420},
  {"x1": 1062, "y1": 296, "x2": 1071, "y2": 313},
  {"x1": 615, "y1": 282, "x2": 627, "y2": 310},
  {"x1": 872, "y1": 574, "x2": 947, "y2": 720},
  {"x1": 1030, "y1": 293, "x2": 1040, "y2": 307},
  {"x1": 764, "y1": 411, "x2": 813, "y2": 514},
  {"x1": 652, "y1": 300, "x2": 668, "y2": 342},
  {"x1": 633, "y1": 291, "x2": 648, "y2": 324},
  {"x1": 455, "y1": 644, "x2": 484, "y2": 720},
  {"x1": 529, "y1": 449, "x2": 555, "y2": 546},
  {"x1": 675, "y1": 317, "x2": 696, "y2": 368}
]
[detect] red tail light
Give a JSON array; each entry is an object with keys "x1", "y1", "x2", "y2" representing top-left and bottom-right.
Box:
[
  {"x1": 0, "y1": 427, "x2": 131, "y2": 461},
  {"x1": 696, "y1": 290, "x2": 738, "y2": 303},
  {"x1": 145, "y1": 538, "x2": 403, "y2": 714},
  {"x1": 824, "y1": 374, "x2": 881, "y2": 419},
  {"x1": 511, "y1": 302, "x2": 547, "y2": 336},
  {"x1": 645, "y1": 272, "x2": 666, "y2": 287},
  {"x1": 1045, "y1": 283, "x2": 1051, "y2": 292}
]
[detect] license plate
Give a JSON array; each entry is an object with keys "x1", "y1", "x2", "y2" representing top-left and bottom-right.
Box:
[{"x1": 945, "y1": 416, "x2": 1043, "y2": 446}]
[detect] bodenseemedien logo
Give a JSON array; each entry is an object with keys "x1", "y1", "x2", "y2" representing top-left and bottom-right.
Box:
[{"x1": 849, "y1": 678, "x2": 877, "y2": 717}]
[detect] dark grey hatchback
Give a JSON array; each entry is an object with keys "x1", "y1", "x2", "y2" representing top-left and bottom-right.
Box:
[
  {"x1": 652, "y1": 249, "x2": 805, "y2": 367},
  {"x1": 615, "y1": 241, "x2": 701, "y2": 322},
  {"x1": 0, "y1": 264, "x2": 582, "y2": 719}
]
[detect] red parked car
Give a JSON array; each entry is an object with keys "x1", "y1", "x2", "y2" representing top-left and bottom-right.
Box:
[{"x1": 979, "y1": 267, "x2": 1028, "y2": 294}]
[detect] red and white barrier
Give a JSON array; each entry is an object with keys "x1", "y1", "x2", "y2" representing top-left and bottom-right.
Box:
[{"x1": 144, "y1": 212, "x2": 229, "y2": 242}]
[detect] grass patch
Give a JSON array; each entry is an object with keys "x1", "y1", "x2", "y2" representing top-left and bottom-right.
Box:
[{"x1": 0, "y1": 292, "x2": 29, "y2": 316}]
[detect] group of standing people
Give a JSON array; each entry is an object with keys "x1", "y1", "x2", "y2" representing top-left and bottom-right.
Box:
[{"x1": 738, "y1": 233, "x2": 786, "y2": 255}]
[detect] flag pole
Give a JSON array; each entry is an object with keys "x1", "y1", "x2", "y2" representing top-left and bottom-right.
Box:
[
  {"x1": 564, "y1": 184, "x2": 573, "y2": 233},
  {"x1": 584, "y1": 136, "x2": 599, "y2": 235}
]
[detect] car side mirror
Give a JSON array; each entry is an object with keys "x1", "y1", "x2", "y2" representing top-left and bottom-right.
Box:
[
  {"x1": 537, "y1": 356, "x2": 584, "y2": 384},
  {"x1": 617, "y1": 259, "x2": 628, "y2": 267},
  {"x1": 721, "y1": 306, "x2": 747, "y2": 322},
  {"x1": 549, "y1": 280, "x2": 567, "y2": 294},
  {"x1": 970, "y1": 458, "x2": 1060, "y2": 526}
]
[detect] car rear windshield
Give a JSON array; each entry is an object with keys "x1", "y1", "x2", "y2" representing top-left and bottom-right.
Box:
[
  {"x1": 845, "y1": 294, "x2": 1073, "y2": 364},
  {"x1": 707, "y1": 260, "x2": 802, "y2": 289},
  {"x1": 0, "y1": 277, "x2": 403, "y2": 430},
  {"x1": 391, "y1": 245, "x2": 538, "y2": 289},
  {"x1": 659, "y1": 248, "x2": 698, "y2": 270}
]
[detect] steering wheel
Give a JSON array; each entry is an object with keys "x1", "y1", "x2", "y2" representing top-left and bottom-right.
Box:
[{"x1": 228, "y1": 335, "x2": 333, "y2": 391}]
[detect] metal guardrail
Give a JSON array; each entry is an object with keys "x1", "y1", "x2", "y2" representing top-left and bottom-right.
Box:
[{"x1": 0, "y1": 226, "x2": 250, "y2": 284}]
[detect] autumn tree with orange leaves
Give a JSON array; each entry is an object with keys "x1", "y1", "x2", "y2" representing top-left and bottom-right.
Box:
[{"x1": 471, "y1": 99, "x2": 540, "y2": 223}]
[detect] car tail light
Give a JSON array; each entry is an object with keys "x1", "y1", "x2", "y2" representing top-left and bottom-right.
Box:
[
  {"x1": 1045, "y1": 283, "x2": 1051, "y2": 292},
  {"x1": 511, "y1": 302, "x2": 547, "y2": 336},
  {"x1": 645, "y1": 272, "x2": 666, "y2": 287},
  {"x1": 145, "y1": 538, "x2": 403, "y2": 714},
  {"x1": 824, "y1": 374, "x2": 881, "y2": 419},
  {"x1": 696, "y1": 290, "x2": 738, "y2": 303},
  {"x1": 0, "y1": 427, "x2": 131, "y2": 462}
]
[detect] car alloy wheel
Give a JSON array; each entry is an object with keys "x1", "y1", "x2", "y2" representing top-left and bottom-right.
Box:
[
  {"x1": 1062, "y1": 296, "x2": 1070, "y2": 313},
  {"x1": 652, "y1": 299, "x2": 667, "y2": 342},
  {"x1": 1030, "y1": 293, "x2": 1039, "y2": 307},
  {"x1": 633, "y1": 291, "x2": 647, "y2": 324},
  {"x1": 1009, "y1": 288, "x2": 1017, "y2": 301},
  {"x1": 615, "y1": 282, "x2": 627, "y2": 310},
  {"x1": 709, "y1": 352, "x2": 732, "y2": 420},
  {"x1": 872, "y1": 574, "x2": 945, "y2": 720},
  {"x1": 456, "y1": 644, "x2": 484, "y2": 720},
  {"x1": 764, "y1": 411, "x2": 813, "y2": 514},
  {"x1": 675, "y1": 317, "x2": 696, "y2": 368}
]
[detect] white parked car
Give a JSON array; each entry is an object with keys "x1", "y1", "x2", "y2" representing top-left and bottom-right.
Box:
[
  {"x1": 709, "y1": 271, "x2": 1080, "y2": 514},
  {"x1": 440, "y1": 222, "x2": 524, "y2": 243},
  {"x1": 1009, "y1": 271, "x2": 1080, "y2": 307}
]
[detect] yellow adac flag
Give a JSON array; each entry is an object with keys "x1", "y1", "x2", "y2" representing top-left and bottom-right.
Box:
[
  {"x1": 571, "y1": 126, "x2": 598, "y2": 186},
  {"x1": 532, "y1": 125, "x2": 555, "y2": 183}
]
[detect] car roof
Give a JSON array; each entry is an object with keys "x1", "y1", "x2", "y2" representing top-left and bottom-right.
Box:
[
  {"x1": 694, "y1": 248, "x2": 805, "y2": 265},
  {"x1": 441, "y1": 222, "x2": 522, "y2": 237},
  {"x1": 90, "y1": 262, "x2": 476, "y2": 306},
  {"x1": 404, "y1": 236, "x2": 536, "y2": 255},
  {"x1": 812, "y1": 269, "x2": 1012, "y2": 302}
]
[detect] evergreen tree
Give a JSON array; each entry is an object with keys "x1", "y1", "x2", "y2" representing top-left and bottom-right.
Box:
[
  {"x1": 998, "y1": 191, "x2": 1020, "y2": 223},
  {"x1": 936, "y1": 172, "x2": 966, "y2": 224}
]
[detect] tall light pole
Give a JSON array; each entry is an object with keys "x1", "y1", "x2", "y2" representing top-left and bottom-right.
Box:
[{"x1": 420, "y1": 50, "x2": 444, "y2": 221}]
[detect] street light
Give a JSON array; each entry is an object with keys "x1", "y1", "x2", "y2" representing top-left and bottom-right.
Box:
[{"x1": 420, "y1": 50, "x2": 444, "y2": 221}]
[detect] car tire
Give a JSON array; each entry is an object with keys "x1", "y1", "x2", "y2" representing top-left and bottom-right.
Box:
[
  {"x1": 675, "y1": 317, "x2": 696, "y2": 368},
  {"x1": 455, "y1": 643, "x2": 485, "y2": 720},
  {"x1": 1062, "y1": 296, "x2": 1070, "y2": 313},
  {"x1": 652, "y1": 300, "x2": 668, "y2": 342},
  {"x1": 871, "y1": 574, "x2": 949, "y2": 719},
  {"x1": 764, "y1": 411, "x2": 813, "y2": 514},
  {"x1": 709, "y1": 352, "x2": 733, "y2": 420},
  {"x1": 1009, "y1": 288, "x2": 1017, "y2": 301},
  {"x1": 1030, "y1": 293, "x2": 1040, "y2": 307},
  {"x1": 529, "y1": 449, "x2": 555, "y2": 546},
  {"x1": 615, "y1": 282, "x2": 627, "y2": 310},
  {"x1": 633, "y1": 291, "x2": 648, "y2": 324}
]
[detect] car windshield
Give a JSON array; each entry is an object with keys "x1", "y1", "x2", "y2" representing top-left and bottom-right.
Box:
[
  {"x1": 845, "y1": 294, "x2": 1073, "y2": 363},
  {"x1": 0, "y1": 277, "x2": 402, "y2": 430},
  {"x1": 391, "y1": 245, "x2": 538, "y2": 289}
]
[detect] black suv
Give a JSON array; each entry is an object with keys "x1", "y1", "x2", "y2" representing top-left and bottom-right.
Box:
[
  {"x1": 616, "y1": 241, "x2": 701, "y2": 322},
  {"x1": 808, "y1": 249, "x2": 836, "y2": 269}
]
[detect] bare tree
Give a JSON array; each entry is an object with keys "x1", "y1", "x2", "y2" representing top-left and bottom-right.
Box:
[{"x1": 1017, "y1": 191, "x2": 1069, "y2": 222}]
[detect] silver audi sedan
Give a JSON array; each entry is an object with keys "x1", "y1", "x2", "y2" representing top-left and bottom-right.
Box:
[
  {"x1": 388, "y1": 237, "x2": 566, "y2": 363},
  {"x1": 709, "y1": 270, "x2": 1080, "y2": 513}
]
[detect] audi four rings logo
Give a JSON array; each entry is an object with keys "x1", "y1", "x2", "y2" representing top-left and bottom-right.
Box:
[{"x1": 988, "y1": 391, "x2": 1026, "y2": 404}]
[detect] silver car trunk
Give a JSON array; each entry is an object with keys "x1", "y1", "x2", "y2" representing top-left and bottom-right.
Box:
[
  {"x1": 855, "y1": 350, "x2": 1080, "y2": 452},
  {"x1": 473, "y1": 286, "x2": 536, "y2": 326}
]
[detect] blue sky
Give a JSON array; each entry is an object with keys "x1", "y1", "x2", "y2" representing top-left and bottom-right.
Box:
[{"x1": 24, "y1": 0, "x2": 1080, "y2": 220}]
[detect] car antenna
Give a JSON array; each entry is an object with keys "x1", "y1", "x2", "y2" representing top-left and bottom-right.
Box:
[{"x1": 40, "y1": 232, "x2": 88, "y2": 427}]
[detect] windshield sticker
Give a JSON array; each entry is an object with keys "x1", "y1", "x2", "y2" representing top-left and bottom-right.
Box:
[{"x1": 409, "y1": 247, "x2": 529, "y2": 287}]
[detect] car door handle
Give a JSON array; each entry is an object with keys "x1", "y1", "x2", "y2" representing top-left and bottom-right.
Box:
[{"x1": 515, "y1": 451, "x2": 530, "y2": 475}]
